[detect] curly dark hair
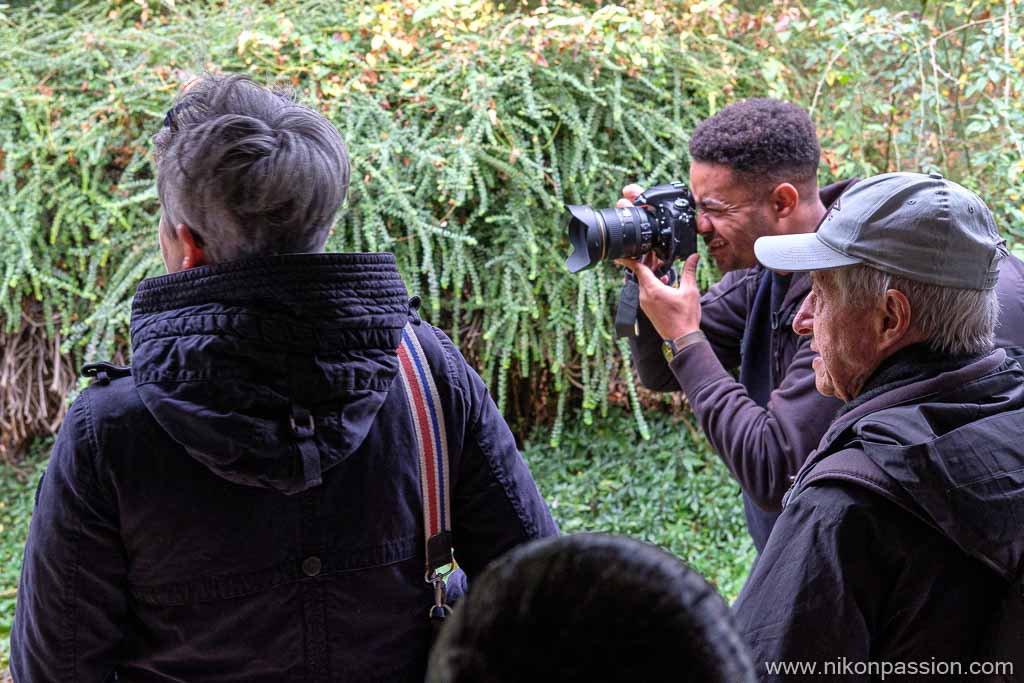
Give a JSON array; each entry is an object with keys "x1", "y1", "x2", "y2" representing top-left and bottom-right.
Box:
[{"x1": 689, "y1": 98, "x2": 820, "y2": 190}]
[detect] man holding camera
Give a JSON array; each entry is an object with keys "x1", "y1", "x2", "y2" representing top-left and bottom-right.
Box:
[{"x1": 618, "y1": 98, "x2": 1024, "y2": 555}]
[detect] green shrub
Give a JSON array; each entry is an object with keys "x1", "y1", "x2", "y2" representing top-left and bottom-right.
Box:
[
  {"x1": 523, "y1": 405, "x2": 755, "y2": 600},
  {"x1": 0, "y1": 0, "x2": 1021, "y2": 452},
  {"x1": 0, "y1": 439, "x2": 49, "y2": 670},
  {"x1": 0, "y1": 0, "x2": 741, "y2": 448}
]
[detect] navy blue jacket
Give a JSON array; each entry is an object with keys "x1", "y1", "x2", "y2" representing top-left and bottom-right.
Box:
[{"x1": 11, "y1": 253, "x2": 558, "y2": 682}]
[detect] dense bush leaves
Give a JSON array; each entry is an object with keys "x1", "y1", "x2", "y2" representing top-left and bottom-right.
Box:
[{"x1": 0, "y1": 0, "x2": 1021, "y2": 450}]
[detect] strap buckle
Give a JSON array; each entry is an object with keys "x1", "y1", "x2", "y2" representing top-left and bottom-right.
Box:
[
  {"x1": 288, "y1": 407, "x2": 315, "y2": 438},
  {"x1": 426, "y1": 564, "x2": 454, "y2": 620}
]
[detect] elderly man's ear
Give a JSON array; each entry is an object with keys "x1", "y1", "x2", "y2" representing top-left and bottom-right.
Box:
[{"x1": 876, "y1": 288, "x2": 918, "y2": 352}]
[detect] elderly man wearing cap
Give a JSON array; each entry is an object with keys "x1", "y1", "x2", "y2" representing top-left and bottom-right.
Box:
[{"x1": 727, "y1": 172, "x2": 1024, "y2": 678}]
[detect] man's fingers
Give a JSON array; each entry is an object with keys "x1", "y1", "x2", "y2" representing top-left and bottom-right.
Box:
[
  {"x1": 680, "y1": 253, "x2": 700, "y2": 288},
  {"x1": 615, "y1": 198, "x2": 634, "y2": 208},
  {"x1": 616, "y1": 258, "x2": 661, "y2": 291},
  {"x1": 622, "y1": 184, "x2": 645, "y2": 202}
]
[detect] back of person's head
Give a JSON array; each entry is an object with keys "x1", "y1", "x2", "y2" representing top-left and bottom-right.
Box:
[
  {"x1": 689, "y1": 97, "x2": 820, "y2": 195},
  {"x1": 427, "y1": 533, "x2": 755, "y2": 683},
  {"x1": 152, "y1": 74, "x2": 349, "y2": 263}
]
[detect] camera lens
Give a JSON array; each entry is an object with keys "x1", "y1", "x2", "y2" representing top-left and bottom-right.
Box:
[{"x1": 565, "y1": 205, "x2": 652, "y2": 273}]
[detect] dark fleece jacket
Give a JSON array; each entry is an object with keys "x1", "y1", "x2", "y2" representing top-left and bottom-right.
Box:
[{"x1": 734, "y1": 345, "x2": 1024, "y2": 681}]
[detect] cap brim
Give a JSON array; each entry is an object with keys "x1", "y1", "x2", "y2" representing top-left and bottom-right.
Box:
[{"x1": 754, "y1": 233, "x2": 862, "y2": 273}]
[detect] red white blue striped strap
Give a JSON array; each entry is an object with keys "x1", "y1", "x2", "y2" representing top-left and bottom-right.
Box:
[{"x1": 396, "y1": 323, "x2": 453, "y2": 575}]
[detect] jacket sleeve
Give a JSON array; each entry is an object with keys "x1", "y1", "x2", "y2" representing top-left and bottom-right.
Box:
[
  {"x1": 666, "y1": 334, "x2": 842, "y2": 511},
  {"x1": 11, "y1": 392, "x2": 128, "y2": 682},
  {"x1": 435, "y1": 332, "x2": 559, "y2": 580},
  {"x1": 628, "y1": 269, "x2": 750, "y2": 392},
  {"x1": 732, "y1": 484, "x2": 881, "y2": 682}
]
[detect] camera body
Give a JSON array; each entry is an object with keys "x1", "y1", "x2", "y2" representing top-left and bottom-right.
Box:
[
  {"x1": 564, "y1": 182, "x2": 697, "y2": 275},
  {"x1": 564, "y1": 182, "x2": 698, "y2": 337}
]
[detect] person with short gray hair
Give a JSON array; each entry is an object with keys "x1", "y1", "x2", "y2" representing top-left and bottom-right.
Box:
[
  {"x1": 11, "y1": 74, "x2": 558, "y2": 682},
  {"x1": 734, "y1": 172, "x2": 1024, "y2": 680},
  {"x1": 823, "y1": 264, "x2": 1000, "y2": 357},
  {"x1": 152, "y1": 76, "x2": 350, "y2": 264}
]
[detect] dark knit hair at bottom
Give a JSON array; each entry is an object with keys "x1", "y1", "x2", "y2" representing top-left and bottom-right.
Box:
[{"x1": 427, "y1": 533, "x2": 756, "y2": 683}]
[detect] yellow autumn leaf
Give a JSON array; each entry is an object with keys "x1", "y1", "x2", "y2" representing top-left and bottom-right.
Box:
[
  {"x1": 237, "y1": 30, "x2": 254, "y2": 56},
  {"x1": 387, "y1": 36, "x2": 414, "y2": 57},
  {"x1": 371, "y1": 34, "x2": 385, "y2": 51}
]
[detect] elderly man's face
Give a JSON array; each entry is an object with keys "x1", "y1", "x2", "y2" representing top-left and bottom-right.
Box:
[{"x1": 792, "y1": 271, "x2": 884, "y2": 401}]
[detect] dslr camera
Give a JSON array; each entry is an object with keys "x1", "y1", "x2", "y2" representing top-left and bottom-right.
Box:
[{"x1": 564, "y1": 182, "x2": 698, "y2": 337}]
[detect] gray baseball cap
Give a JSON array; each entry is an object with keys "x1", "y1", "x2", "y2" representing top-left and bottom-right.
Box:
[{"x1": 754, "y1": 172, "x2": 1007, "y2": 290}]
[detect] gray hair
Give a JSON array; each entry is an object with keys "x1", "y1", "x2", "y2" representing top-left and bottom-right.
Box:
[
  {"x1": 823, "y1": 264, "x2": 999, "y2": 356},
  {"x1": 153, "y1": 74, "x2": 349, "y2": 263}
]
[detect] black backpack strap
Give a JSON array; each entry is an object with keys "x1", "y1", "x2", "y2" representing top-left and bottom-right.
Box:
[
  {"x1": 800, "y1": 448, "x2": 941, "y2": 536},
  {"x1": 802, "y1": 448, "x2": 894, "y2": 499}
]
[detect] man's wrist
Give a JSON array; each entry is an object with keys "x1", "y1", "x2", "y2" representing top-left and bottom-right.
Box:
[{"x1": 662, "y1": 330, "x2": 707, "y2": 361}]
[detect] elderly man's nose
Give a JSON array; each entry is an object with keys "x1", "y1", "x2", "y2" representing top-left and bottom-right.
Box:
[{"x1": 793, "y1": 295, "x2": 814, "y2": 337}]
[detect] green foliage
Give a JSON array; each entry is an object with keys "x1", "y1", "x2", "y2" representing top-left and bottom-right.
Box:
[
  {"x1": 0, "y1": 0, "x2": 1021, "y2": 446},
  {"x1": 524, "y1": 405, "x2": 755, "y2": 600},
  {"x1": 783, "y1": 0, "x2": 1024, "y2": 239},
  {"x1": 0, "y1": 0, "x2": 779, "y2": 442},
  {"x1": 0, "y1": 439, "x2": 49, "y2": 669}
]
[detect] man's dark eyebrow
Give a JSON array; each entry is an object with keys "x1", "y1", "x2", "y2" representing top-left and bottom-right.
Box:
[{"x1": 698, "y1": 198, "x2": 731, "y2": 211}]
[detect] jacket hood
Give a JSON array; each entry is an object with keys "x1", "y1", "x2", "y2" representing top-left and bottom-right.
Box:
[
  {"x1": 129, "y1": 253, "x2": 410, "y2": 495},
  {"x1": 813, "y1": 349, "x2": 1024, "y2": 580}
]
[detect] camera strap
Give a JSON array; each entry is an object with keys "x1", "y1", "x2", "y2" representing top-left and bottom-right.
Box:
[
  {"x1": 395, "y1": 322, "x2": 455, "y2": 624},
  {"x1": 615, "y1": 273, "x2": 641, "y2": 338}
]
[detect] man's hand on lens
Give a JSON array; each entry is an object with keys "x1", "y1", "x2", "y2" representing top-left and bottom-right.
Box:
[
  {"x1": 616, "y1": 252, "x2": 702, "y2": 342},
  {"x1": 616, "y1": 184, "x2": 671, "y2": 283}
]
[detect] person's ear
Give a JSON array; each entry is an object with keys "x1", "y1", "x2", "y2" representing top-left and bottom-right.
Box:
[
  {"x1": 877, "y1": 288, "x2": 914, "y2": 352},
  {"x1": 175, "y1": 223, "x2": 206, "y2": 270},
  {"x1": 769, "y1": 183, "x2": 800, "y2": 220}
]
